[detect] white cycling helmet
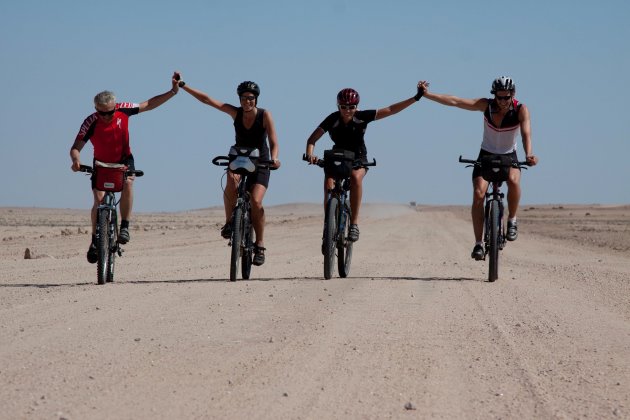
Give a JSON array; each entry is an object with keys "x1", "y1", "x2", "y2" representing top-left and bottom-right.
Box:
[{"x1": 491, "y1": 76, "x2": 515, "y2": 94}]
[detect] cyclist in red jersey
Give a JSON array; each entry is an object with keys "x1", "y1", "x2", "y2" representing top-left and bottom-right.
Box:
[
  {"x1": 305, "y1": 83, "x2": 424, "y2": 242},
  {"x1": 419, "y1": 77, "x2": 539, "y2": 260},
  {"x1": 175, "y1": 72, "x2": 280, "y2": 266},
  {"x1": 70, "y1": 73, "x2": 180, "y2": 264}
]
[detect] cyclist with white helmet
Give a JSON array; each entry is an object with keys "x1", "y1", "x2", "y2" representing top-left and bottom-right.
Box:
[
  {"x1": 419, "y1": 77, "x2": 538, "y2": 260},
  {"x1": 305, "y1": 82, "x2": 424, "y2": 242},
  {"x1": 176, "y1": 73, "x2": 280, "y2": 266}
]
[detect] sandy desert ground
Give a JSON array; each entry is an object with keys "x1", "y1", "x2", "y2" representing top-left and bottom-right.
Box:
[{"x1": 1, "y1": 203, "x2": 629, "y2": 419}]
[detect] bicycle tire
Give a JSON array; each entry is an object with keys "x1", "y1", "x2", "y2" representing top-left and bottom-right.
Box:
[
  {"x1": 338, "y1": 203, "x2": 353, "y2": 278},
  {"x1": 241, "y1": 207, "x2": 252, "y2": 280},
  {"x1": 488, "y1": 200, "x2": 500, "y2": 282},
  {"x1": 107, "y1": 211, "x2": 118, "y2": 283},
  {"x1": 96, "y1": 208, "x2": 110, "y2": 285},
  {"x1": 230, "y1": 206, "x2": 244, "y2": 282},
  {"x1": 323, "y1": 197, "x2": 339, "y2": 280}
]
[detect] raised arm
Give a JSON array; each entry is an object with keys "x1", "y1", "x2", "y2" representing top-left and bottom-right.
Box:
[
  {"x1": 375, "y1": 81, "x2": 424, "y2": 120},
  {"x1": 138, "y1": 73, "x2": 180, "y2": 113},
  {"x1": 420, "y1": 81, "x2": 487, "y2": 112},
  {"x1": 175, "y1": 72, "x2": 238, "y2": 118}
]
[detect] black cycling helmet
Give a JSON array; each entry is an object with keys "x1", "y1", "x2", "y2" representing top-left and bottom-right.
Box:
[
  {"x1": 491, "y1": 76, "x2": 515, "y2": 94},
  {"x1": 237, "y1": 81, "x2": 260, "y2": 98},
  {"x1": 337, "y1": 88, "x2": 360, "y2": 105}
]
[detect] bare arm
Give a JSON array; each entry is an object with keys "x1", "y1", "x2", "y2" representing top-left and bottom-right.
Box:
[
  {"x1": 176, "y1": 73, "x2": 238, "y2": 119},
  {"x1": 420, "y1": 81, "x2": 487, "y2": 112},
  {"x1": 70, "y1": 139, "x2": 85, "y2": 172},
  {"x1": 138, "y1": 73, "x2": 180, "y2": 113},
  {"x1": 375, "y1": 81, "x2": 423, "y2": 120},
  {"x1": 519, "y1": 104, "x2": 538, "y2": 166},
  {"x1": 305, "y1": 127, "x2": 326, "y2": 163},
  {"x1": 263, "y1": 110, "x2": 281, "y2": 169}
]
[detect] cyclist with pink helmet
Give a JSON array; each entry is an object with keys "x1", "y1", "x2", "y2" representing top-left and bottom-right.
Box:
[
  {"x1": 419, "y1": 77, "x2": 538, "y2": 260},
  {"x1": 305, "y1": 82, "x2": 424, "y2": 242}
]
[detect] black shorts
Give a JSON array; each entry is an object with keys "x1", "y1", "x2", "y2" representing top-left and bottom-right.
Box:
[
  {"x1": 472, "y1": 149, "x2": 519, "y2": 180},
  {"x1": 238, "y1": 167, "x2": 270, "y2": 190},
  {"x1": 91, "y1": 154, "x2": 135, "y2": 190}
]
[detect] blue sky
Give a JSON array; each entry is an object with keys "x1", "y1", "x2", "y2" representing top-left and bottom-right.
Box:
[{"x1": 1, "y1": 0, "x2": 629, "y2": 211}]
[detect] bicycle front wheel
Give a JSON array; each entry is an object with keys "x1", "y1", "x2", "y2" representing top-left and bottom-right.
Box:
[
  {"x1": 338, "y1": 203, "x2": 353, "y2": 278},
  {"x1": 323, "y1": 197, "x2": 339, "y2": 280},
  {"x1": 488, "y1": 200, "x2": 500, "y2": 282},
  {"x1": 241, "y1": 208, "x2": 252, "y2": 280},
  {"x1": 230, "y1": 206, "x2": 244, "y2": 282},
  {"x1": 96, "y1": 208, "x2": 111, "y2": 285},
  {"x1": 107, "y1": 211, "x2": 118, "y2": 283}
]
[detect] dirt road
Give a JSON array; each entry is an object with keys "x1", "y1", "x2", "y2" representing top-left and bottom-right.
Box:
[{"x1": 1, "y1": 204, "x2": 628, "y2": 419}]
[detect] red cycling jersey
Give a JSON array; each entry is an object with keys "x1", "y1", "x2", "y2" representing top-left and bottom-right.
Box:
[{"x1": 75, "y1": 103, "x2": 140, "y2": 163}]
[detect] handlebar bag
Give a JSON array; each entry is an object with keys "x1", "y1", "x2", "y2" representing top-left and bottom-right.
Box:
[
  {"x1": 480, "y1": 154, "x2": 512, "y2": 183},
  {"x1": 94, "y1": 160, "x2": 127, "y2": 192},
  {"x1": 228, "y1": 146, "x2": 260, "y2": 175},
  {"x1": 323, "y1": 149, "x2": 355, "y2": 179}
]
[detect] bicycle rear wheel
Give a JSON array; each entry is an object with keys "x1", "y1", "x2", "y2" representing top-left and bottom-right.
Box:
[
  {"x1": 241, "y1": 208, "x2": 252, "y2": 280},
  {"x1": 488, "y1": 200, "x2": 500, "y2": 282},
  {"x1": 96, "y1": 208, "x2": 110, "y2": 285},
  {"x1": 338, "y1": 203, "x2": 353, "y2": 278},
  {"x1": 323, "y1": 197, "x2": 339, "y2": 280},
  {"x1": 230, "y1": 206, "x2": 244, "y2": 282}
]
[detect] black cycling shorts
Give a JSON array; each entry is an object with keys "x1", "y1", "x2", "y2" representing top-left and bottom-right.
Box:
[
  {"x1": 235, "y1": 166, "x2": 270, "y2": 190},
  {"x1": 472, "y1": 149, "x2": 519, "y2": 180}
]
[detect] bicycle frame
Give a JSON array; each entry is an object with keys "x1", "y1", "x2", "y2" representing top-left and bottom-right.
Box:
[
  {"x1": 78, "y1": 164, "x2": 143, "y2": 284},
  {"x1": 305, "y1": 152, "x2": 376, "y2": 279},
  {"x1": 212, "y1": 151, "x2": 275, "y2": 281},
  {"x1": 483, "y1": 182, "x2": 506, "y2": 255},
  {"x1": 459, "y1": 155, "x2": 528, "y2": 282}
]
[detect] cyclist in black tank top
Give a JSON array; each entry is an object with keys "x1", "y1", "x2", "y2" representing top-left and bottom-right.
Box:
[
  {"x1": 305, "y1": 82, "x2": 425, "y2": 242},
  {"x1": 177, "y1": 74, "x2": 280, "y2": 266}
]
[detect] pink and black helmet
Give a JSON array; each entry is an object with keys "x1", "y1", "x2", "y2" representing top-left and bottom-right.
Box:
[{"x1": 337, "y1": 88, "x2": 360, "y2": 105}]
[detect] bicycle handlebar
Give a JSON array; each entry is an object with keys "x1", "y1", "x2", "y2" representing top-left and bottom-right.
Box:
[
  {"x1": 458, "y1": 155, "x2": 529, "y2": 169},
  {"x1": 211, "y1": 156, "x2": 279, "y2": 170},
  {"x1": 302, "y1": 153, "x2": 377, "y2": 169},
  {"x1": 78, "y1": 165, "x2": 144, "y2": 177}
]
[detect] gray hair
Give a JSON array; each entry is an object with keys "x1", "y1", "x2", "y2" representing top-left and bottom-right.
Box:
[{"x1": 94, "y1": 90, "x2": 116, "y2": 106}]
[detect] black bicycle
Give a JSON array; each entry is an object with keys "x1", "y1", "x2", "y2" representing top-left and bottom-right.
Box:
[
  {"x1": 459, "y1": 155, "x2": 528, "y2": 282},
  {"x1": 79, "y1": 162, "x2": 144, "y2": 285},
  {"x1": 304, "y1": 149, "x2": 376, "y2": 280},
  {"x1": 213, "y1": 146, "x2": 276, "y2": 282}
]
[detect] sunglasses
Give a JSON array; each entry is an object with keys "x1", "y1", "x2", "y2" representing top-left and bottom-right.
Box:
[
  {"x1": 96, "y1": 109, "x2": 116, "y2": 116},
  {"x1": 339, "y1": 104, "x2": 357, "y2": 110},
  {"x1": 240, "y1": 95, "x2": 256, "y2": 101},
  {"x1": 495, "y1": 95, "x2": 512, "y2": 101}
]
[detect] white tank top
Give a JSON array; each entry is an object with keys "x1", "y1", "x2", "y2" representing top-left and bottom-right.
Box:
[{"x1": 480, "y1": 99, "x2": 521, "y2": 154}]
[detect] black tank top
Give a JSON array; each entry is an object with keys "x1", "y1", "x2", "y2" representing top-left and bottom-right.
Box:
[{"x1": 234, "y1": 107, "x2": 270, "y2": 159}]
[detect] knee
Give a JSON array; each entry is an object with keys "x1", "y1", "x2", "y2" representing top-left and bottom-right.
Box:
[
  {"x1": 250, "y1": 196, "x2": 264, "y2": 211},
  {"x1": 472, "y1": 188, "x2": 485, "y2": 203}
]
